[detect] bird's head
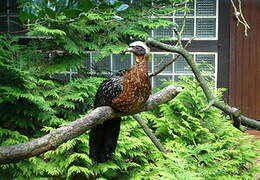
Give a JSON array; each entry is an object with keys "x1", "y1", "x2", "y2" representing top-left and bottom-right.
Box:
[{"x1": 123, "y1": 41, "x2": 150, "y2": 64}]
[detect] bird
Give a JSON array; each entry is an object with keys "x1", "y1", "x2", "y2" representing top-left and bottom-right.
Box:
[{"x1": 89, "y1": 41, "x2": 151, "y2": 162}]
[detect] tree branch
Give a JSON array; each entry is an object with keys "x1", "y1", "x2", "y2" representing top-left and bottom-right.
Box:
[
  {"x1": 230, "y1": 0, "x2": 250, "y2": 36},
  {"x1": 172, "y1": 0, "x2": 190, "y2": 8},
  {"x1": 146, "y1": 38, "x2": 260, "y2": 130},
  {"x1": 133, "y1": 114, "x2": 166, "y2": 153},
  {"x1": 149, "y1": 37, "x2": 193, "y2": 78},
  {"x1": 0, "y1": 85, "x2": 183, "y2": 164}
]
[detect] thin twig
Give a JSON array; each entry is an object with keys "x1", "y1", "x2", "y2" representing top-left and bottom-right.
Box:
[
  {"x1": 199, "y1": 99, "x2": 216, "y2": 112},
  {"x1": 154, "y1": 53, "x2": 173, "y2": 68},
  {"x1": 172, "y1": 0, "x2": 190, "y2": 8},
  {"x1": 132, "y1": 114, "x2": 166, "y2": 153},
  {"x1": 238, "y1": 1, "x2": 248, "y2": 27},
  {"x1": 151, "y1": 1, "x2": 188, "y2": 77},
  {"x1": 230, "y1": 0, "x2": 250, "y2": 36},
  {"x1": 150, "y1": 54, "x2": 180, "y2": 78},
  {"x1": 175, "y1": 1, "x2": 188, "y2": 47},
  {"x1": 149, "y1": 37, "x2": 194, "y2": 77}
]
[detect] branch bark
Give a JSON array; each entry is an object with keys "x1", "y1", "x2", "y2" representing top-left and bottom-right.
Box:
[
  {"x1": 230, "y1": 0, "x2": 250, "y2": 36},
  {"x1": 0, "y1": 85, "x2": 183, "y2": 164},
  {"x1": 133, "y1": 114, "x2": 166, "y2": 153},
  {"x1": 149, "y1": 37, "x2": 193, "y2": 78},
  {"x1": 146, "y1": 38, "x2": 260, "y2": 130}
]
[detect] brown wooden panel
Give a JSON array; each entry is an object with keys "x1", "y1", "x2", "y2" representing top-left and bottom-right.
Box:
[
  {"x1": 217, "y1": 0, "x2": 230, "y2": 102},
  {"x1": 229, "y1": 0, "x2": 260, "y2": 120}
]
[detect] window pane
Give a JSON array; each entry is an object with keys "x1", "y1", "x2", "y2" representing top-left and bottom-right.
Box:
[
  {"x1": 175, "y1": 1, "x2": 194, "y2": 16},
  {"x1": 196, "y1": 18, "x2": 216, "y2": 37},
  {"x1": 196, "y1": 0, "x2": 216, "y2": 16},
  {"x1": 9, "y1": 0, "x2": 18, "y2": 15},
  {"x1": 92, "y1": 55, "x2": 111, "y2": 73},
  {"x1": 174, "y1": 55, "x2": 192, "y2": 74},
  {"x1": 0, "y1": 1, "x2": 7, "y2": 16},
  {"x1": 9, "y1": 17, "x2": 23, "y2": 32},
  {"x1": 85, "y1": 53, "x2": 91, "y2": 71},
  {"x1": 175, "y1": 18, "x2": 194, "y2": 37},
  {"x1": 153, "y1": 18, "x2": 173, "y2": 38},
  {"x1": 196, "y1": 54, "x2": 215, "y2": 73},
  {"x1": 112, "y1": 54, "x2": 131, "y2": 71},
  {"x1": 148, "y1": 29, "x2": 152, "y2": 37},
  {"x1": 133, "y1": 55, "x2": 152, "y2": 72},
  {"x1": 154, "y1": 53, "x2": 173, "y2": 73},
  {"x1": 153, "y1": 75, "x2": 172, "y2": 87},
  {"x1": 148, "y1": 56, "x2": 152, "y2": 73},
  {"x1": 0, "y1": 16, "x2": 8, "y2": 32}
]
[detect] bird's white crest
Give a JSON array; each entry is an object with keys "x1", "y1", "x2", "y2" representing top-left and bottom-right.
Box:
[{"x1": 129, "y1": 41, "x2": 150, "y2": 54}]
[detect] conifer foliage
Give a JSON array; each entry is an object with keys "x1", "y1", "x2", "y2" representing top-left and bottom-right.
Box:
[{"x1": 0, "y1": 0, "x2": 259, "y2": 179}]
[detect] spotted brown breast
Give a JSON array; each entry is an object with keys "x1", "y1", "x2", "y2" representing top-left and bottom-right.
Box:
[{"x1": 111, "y1": 62, "x2": 151, "y2": 113}]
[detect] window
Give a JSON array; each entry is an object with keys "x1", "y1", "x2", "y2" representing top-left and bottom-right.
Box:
[
  {"x1": 65, "y1": 0, "x2": 219, "y2": 87},
  {"x1": 81, "y1": 51, "x2": 217, "y2": 88},
  {"x1": 2, "y1": 0, "x2": 219, "y2": 88},
  {"x1": 152, "y1": 0, "x2": 218, "y2": 40},
  {"x1": 0, "y1": 0, "x2": 22, "y2": 33},
  {"x1": 152, "y1": 52, "x2": 217, "y2": 87}
]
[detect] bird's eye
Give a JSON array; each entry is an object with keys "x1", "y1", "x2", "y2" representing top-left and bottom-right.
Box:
[{"x1": 135, "y1": 46, "x2": 143, "y2": 50}]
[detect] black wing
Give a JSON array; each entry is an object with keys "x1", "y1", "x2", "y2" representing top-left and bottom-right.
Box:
[
  {"x1": 90, "y1": 69, "x2": 127, "y2": 162},
  {"x1": 94, "y1": 69, "x2": 127, "y2": 107}
]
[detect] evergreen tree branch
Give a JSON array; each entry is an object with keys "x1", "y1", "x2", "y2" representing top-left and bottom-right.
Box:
[
  {"x1": 0, "y1": 85, "x2": 183, "y2": 164},
  {"x1": 146, "y1": 38, "x2": 260, "y2": 130}
]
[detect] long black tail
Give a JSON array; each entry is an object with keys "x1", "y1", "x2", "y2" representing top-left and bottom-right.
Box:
[{"x1": 89, "y1": 117, "x2": 121, "y2": 163}]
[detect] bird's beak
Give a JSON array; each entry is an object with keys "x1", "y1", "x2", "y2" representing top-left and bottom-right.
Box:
[{"x1": 122, "y1": 47, "x2": 134, "y2": 54}]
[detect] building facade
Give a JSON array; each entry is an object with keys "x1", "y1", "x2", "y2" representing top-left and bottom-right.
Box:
[{"x1": 1, "y1": 0, "x2": 259, "y2": 120}]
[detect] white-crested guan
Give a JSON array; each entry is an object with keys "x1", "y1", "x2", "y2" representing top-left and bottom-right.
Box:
[{"x1": 89, "y1": 41, "x2": 151, "y2": 162}]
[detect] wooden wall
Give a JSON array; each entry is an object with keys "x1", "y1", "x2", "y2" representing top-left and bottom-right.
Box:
[{"x1": 229, "y1": 0, "x2": 260, "y2": 120}]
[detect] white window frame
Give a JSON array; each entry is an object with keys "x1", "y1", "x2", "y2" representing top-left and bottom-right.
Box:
[
  {"x1": 0, "y1": 0, "x2": 20, "y2": 33},
  {"x1": 78, "y1": 51, "x2": 218, "y2": 88},
  {"x1": 152, "y1": 0, "x2": 219, "y2": 40},
  {"x1": 150, "y1": 52, "x2": 218, "y2": 88},
  {"x1": 66, "y1": 0, "x2": 219, "y2": 86}
]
